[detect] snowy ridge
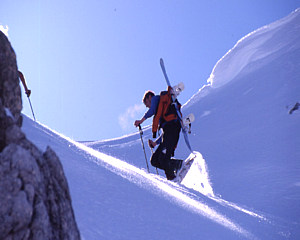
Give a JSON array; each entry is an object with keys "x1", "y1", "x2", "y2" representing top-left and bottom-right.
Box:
[
  {"x1": 208, "y1": 8, "x2": 300, "y2": 88},
  {"x1": 185, "y1": 8, "x2": 300, "y2": 108}
]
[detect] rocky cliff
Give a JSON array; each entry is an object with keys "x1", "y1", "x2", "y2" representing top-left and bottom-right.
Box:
[{"x1": 0, "y1": 31, "x2": 80, "y2": 240}]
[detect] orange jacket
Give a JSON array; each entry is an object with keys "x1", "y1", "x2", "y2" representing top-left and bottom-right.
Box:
[{"x1": 152, "y1": 86, "x2": 181, "y2": 133}]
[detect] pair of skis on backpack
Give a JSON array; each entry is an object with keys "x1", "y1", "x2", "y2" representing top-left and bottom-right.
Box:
[{"x1": 160, "y1": 58, "x2": 196, "y2": 183}]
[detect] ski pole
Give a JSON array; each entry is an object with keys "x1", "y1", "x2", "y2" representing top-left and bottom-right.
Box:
[
  {"x1": 138, "y1": 125, "x2": 150, "y2": 173},
  {"x1": 18, "y1": 71, "x2": 36, "y2": 121},
  {"x1": 27, "y1": 96, "x2": 36, "y2": 121}
]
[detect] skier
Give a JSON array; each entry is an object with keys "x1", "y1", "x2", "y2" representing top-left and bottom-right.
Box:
[
  {"x1": 134, "y1": 89, "x2": 183, "y2": 180},
  {"x1": 18, "y1": 71, "x2": 31, "y2": 97}
]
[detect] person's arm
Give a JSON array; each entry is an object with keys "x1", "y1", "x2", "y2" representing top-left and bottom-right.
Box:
[
  {"x1": 143, "y1": 96, "x2": 159, "y2": 119},
  {"x1": 134, "y1": 117, "x2": 146, "y2": 127},
  {"x1": 18, "y1": 71, "x2": 31, "y2": 97},
  {"x1": 134, "y1": 96, "x2": 159, "y2": 127}
]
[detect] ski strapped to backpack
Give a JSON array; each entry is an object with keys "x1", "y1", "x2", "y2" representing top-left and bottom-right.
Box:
[
  {"x1": 159, "y1": 58, "x2": 193, "y2": 153},
  {"x1": 183, "y1": 113, "x2": 195, "y2": 134}
]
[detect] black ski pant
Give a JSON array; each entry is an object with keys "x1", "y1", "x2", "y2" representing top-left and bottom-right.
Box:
[{"x1": 150, "y1": 120, "x2": 181, "y2": 179}]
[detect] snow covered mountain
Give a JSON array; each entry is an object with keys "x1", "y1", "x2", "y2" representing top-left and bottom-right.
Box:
[{"x1": 22, "y1": 9, "x2": 300, "y2": 240}]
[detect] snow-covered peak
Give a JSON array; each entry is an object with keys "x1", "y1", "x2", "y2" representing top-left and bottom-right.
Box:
[
  {"x1": 208, "y1": 8, "x2": 300, "y2": 89},
  {"x1": 184, "y1": 9, "x2": 300, "y2": 109}
]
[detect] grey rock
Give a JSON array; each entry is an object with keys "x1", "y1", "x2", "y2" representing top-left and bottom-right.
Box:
[{"x1": 0, "y1": 31, "x2": 81, "y2": 239}]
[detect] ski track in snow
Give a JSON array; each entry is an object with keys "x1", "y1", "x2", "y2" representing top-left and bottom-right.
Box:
[{"x1": 27, "y1": 119, "x2": 272, "y2": 239}]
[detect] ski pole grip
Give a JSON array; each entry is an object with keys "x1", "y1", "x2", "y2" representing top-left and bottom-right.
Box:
[{"x1": 138, "y1": 125, "x2": 143, "y2": 135}]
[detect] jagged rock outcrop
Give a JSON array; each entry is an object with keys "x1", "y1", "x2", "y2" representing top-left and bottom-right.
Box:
[{"x1": 0, "y1": 31, "x2": 80, "y2": 239}]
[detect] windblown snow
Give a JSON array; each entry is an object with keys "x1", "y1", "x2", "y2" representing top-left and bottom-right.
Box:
[{"x1": 22, "y1": 8, "x2": 300, "y2": 240}]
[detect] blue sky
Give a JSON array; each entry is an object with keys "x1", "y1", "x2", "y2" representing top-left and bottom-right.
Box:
[{"x1": 1, "y1": 0, "x2": 299, "y2": 141}]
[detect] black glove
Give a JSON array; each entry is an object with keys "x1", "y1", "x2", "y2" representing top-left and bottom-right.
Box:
[
  {"x1": 153, "y1": 131, "x2": 156, "y2": 138},
  {"x1": 26, "y1": 89, "x2": 31, "y2": 97}
]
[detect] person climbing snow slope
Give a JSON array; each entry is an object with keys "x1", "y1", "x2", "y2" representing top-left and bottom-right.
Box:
[{"x1": 134, "y1": 88, "x2": 183, "y2": 180}]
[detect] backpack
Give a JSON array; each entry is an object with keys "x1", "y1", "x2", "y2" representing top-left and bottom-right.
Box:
[{"x1": 152, "y1": 86, "x2": 182, "y2": 134}]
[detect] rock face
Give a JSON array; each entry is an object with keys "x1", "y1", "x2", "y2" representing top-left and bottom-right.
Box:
[{"x1": 0, "y1": 31, "x2": 81, "y2": 239}]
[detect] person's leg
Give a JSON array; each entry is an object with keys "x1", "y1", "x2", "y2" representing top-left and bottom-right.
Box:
[
  {"x1": 169, "y1": 158, "x2": 183, "y2": 173},
  {"x1": 150, "y1": 143, "x2": 167, "y2": 170},
  {"x1": 162, "y1": 120, "x2": 181, "y2": 179},
  {"x1": 150, "y1": 138, "x2": 175, "y2": 179}
]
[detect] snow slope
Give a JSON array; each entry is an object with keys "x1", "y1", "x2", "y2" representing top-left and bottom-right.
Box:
[
  {"x1": 22, "y1": 117, "x2": 260, "y2": 240},
  {"x1": 22, "y1": 8, "x2": 300, "y2": 240}
]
